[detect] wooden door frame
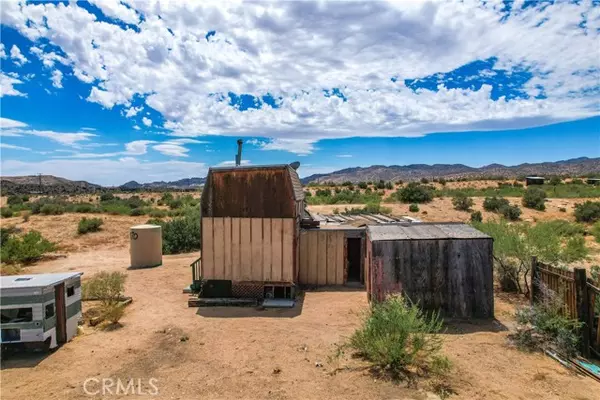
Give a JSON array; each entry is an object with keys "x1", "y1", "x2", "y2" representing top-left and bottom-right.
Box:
[{"x1": 54, "y1": 283, "x2": 67, "y2": 344}]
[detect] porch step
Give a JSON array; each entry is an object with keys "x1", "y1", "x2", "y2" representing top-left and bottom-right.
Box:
[{"x1": 188, "y1": 297, "x2": 258, "y2": 307}]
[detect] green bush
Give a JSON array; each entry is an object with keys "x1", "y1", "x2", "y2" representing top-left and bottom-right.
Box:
[
  {"x1": 82, "y1": 271, "x2": 126, "y2": 303},
  {"x1": 161, "y1": 192, "x2": 174, "y2": 202},
  {"x1": 129, "y1": 208, "x2": 146, "y2": 216},
  {"x1": 347, "y1": 296, "x2": 447, "y2": 378},
  {"x1": 78, "y1": 217, "x2": 104, "y2": 234},
  {"x1": 99, "y1": 192, "x2": 115, "y2": 202},
  {"x1": 74, "y1": 203, "x2": 96, "y2": 213},
  {"x1": 7, "y1": 195, "x2": 23, "y2": 206},
  {"x1": 470, "y1": 211, "x2": 482, "y2": 223},
  {"x1": 451, "y1": 193, "x2": 474, "y2": 211},
  {"x1": 358, "y1": 182, "x2": 368, "y2": 189},
  {"x1": 409, "y1": 203, "x2": 419, "y2": 212},
  {"x1": 168, "y1": 198, "x2": 184, "y2": 209},
  {"x1": 40, "y1": 203, "x2": 65, "y2": 215},
  {"x1": 573, "y1": 201, "x2": 600, "y2": 223},
  {"x1": 148, "y1": 209, "x2": 167, "y2": 218},
  {"x1": 592, "y1": 222, "x2": 600, "y2": 243},
  {"x1": 398, "y1": 183, "x2": 434, "y2": 203},
  {"x1": 522, "y1": 188, "x2": 547, "y2": 211},
  {"x1": 549, "y1": 176, "x2": 562, "y2": 185},
  {"x1": 483, "y1": 196, "x2": 509, "y2": 212},
  {"x1": 150, "y1": 208, "x2": 200, "y2": 254},
  {"x1": 500, "y1": 204, "x2": 521, "y2": 221},
  {"x1": 1, "y1": 207, "x2": 14, "y2": 218},
  {"x1": 0, "y1": 230, "x2": 57, "y2": 264},
  {"x1": 420, "y1": 178, "x2": 429, "y2": 184},
  {"x1": 512, "y1": 293, "x2": 581, "y2": 356}
]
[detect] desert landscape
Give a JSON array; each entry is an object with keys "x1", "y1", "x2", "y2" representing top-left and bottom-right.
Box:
[{"x1": 1, "y1": 176, "x2": 600, "y2": 399}]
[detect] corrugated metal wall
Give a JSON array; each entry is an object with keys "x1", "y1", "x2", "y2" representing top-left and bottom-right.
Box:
[
  {"x1": 201, "y1": 217, "x2": 295, "y2": 282},
  {"x1": 298, "y1": 229, "x2": 345, "y2": 285}
]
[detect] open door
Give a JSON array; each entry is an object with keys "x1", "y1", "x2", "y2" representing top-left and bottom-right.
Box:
[
  {"x1": 346, "y1": 237, "x2": 362, "y2": 284},
  {"x1": 54, "y1": 283, "x2": 67, "y2": 344}
]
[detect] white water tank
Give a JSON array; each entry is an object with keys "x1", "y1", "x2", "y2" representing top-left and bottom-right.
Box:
[{"x1": 130, "y1": 224, "x2": 162, "y2": 268}]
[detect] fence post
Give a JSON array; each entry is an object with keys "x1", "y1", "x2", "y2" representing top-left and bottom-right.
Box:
[
  {"x1": 531, "y1": 256, "x2": 539, "y2": 305},
  {"x1": 574, "y1": 268, "x2": 591, "y2": 358}
]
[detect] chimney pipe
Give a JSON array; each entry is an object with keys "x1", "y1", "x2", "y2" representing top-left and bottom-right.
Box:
[{"x1": 235, "y1": 139, "x2": 243, "y2": 166}]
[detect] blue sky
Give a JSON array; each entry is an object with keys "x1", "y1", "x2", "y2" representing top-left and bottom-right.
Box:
[{"x1": 1, "y1": 1, "x2": 599, "y2": 185}]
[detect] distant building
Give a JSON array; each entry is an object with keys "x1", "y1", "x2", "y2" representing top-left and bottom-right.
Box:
[
  {"x1": 586, "y1": 178, "x2": 600, "y2": 185},
  {"x1": 526, "y1": 176, "x2": 545, "y2": 186}
]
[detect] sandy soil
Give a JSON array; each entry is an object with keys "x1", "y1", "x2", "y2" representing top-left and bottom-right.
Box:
[{"x1": 2, "y1": 247, "x2": 598, "y2": 400}]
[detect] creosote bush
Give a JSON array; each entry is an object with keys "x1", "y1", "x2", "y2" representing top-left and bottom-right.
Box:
[
  {"x1": 147, "y1": 207, "x2": 200, "y2": 254},
  {"x1": 451, "y1": 192, "x2": 474, "y2": 211},
  {"x1": 522, "y1": 187, "x2": 547, "y2": 211},
  {"x1": 346, "y1": 296, "x2": 450, "y2": 379},
  {"x1": 398, "y1": 183, "x2": 434, "y2": 203},
  {"x1": 0, "y1": 228, "x2": 57, "y2": 264},
  {"x1": 409, "y1": 203, "x2": 419, "y2": 212},
  {"x1": 573, "y1": 201, "x2": 600, "y2": 223},
  {"x1": 470, "y1": 211, "x2": 482, "y2": 223},
  {"x1": 78, "y1": 217, "x2": 104, "y2": 234},
  {"x1": 82, "y1": 271, "x2": 127, "y2": 324}
]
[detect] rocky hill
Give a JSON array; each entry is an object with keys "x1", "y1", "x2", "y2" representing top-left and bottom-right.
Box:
[
  {"x1": 1, "y1": 175, "x2": 102, "y2": 195},
  {"x1": 119, "y1": 177, "x2": 205, "y2": 190},
  {"x1": 301, "y1": 157, "x2": 600, "y2": 184}
]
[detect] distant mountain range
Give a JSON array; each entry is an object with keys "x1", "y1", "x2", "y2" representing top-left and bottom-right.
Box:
[
  {"x1": 1, "y1": 157, "x2": 598, "y2": 195},
  {"x1": 300, "y1": 157, "x2": 600, "y2": 184}
]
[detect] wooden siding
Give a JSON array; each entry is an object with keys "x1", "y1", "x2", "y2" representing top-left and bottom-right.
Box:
[
  {"x1": 201, "y1": 217, "x2": 295, "y2": 283},
  {"x1": 298, "y1": 229, "x2": 346, "y2": 286},
  {"x1": 367, "y1": 238, "x2": 494, "y2": 318}
]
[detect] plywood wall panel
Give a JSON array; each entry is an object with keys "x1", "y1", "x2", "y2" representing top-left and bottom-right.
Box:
[
  {"x1": 271, "y1": 218, "x2": 283, "y2": 282},
  {"x1": 282, "y1": 219, "x2": 294, "y2": 282},
  {"x1": 251, "y1": 218, "x2": 263, "y2": 282},
  {"x1": 263, "y1": 219, "x2": 272, "y2": 281},
  {"x1": 231, "y1": 218, "x2": 241, "y2": 281},
  {"x1": 240, "y1": 218, "x2": 252, "y2": 281},
  {"x1": 202, "y1": 218, "x2": 214, "y2": 279},
  {"x1": 213, "y1": 218, "x2": 225, "y2": 279}
]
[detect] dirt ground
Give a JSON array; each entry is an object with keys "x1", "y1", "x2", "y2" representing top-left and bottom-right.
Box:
[{"x1": 1, "y1": 245, "x2": 598, "y2": 400}]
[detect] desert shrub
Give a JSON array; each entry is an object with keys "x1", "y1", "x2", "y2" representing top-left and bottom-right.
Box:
[
  {"x1": 39, "y1": 203, "x2": 65, "y2": 215},
  {"x1": 385, "y1": 181, "x2": 393, "y2": 190},
  {"x1": 483, "y1": 196, "x2": 509, "y2": 212},
  {"x1": 0, "y1": 230, "x2": 56, "y2": 264},
  {"x1": 451, "y1": 193, "x2": 474, "y2": 211},
  {"x1": 303, "y1": 190, "x2": 312, "y2": 197},
  {"x1": 500, "y1": 204, "x2": 521, "y2": 221},
  {"x1": 549, "y1": 176, "x2": 562, "y2": 186},
  {"x1": 129, "y1": 208, "x2": 146, "y2": 216},
  {"x1": 438, "y1": 178, "x2": 446, "y2": 186},
  {"x1": 167, "y1": 198, "x2": 183, "y2": 209},
  {"x1": 22, "y1": 212, "x2": 30, "y2": 222},
  {"x1": 358, "y1": 182, "x2": 368, "y2": 189},
  {"x1": 347, "y1": 296, "x2": 448, "y2": 378},
  {"x1": 100, "y1": 201, "x2": 131, "y2": 215},
  {"x1": 542, "y1": 220, "x2": 585, "y2": 237},
  {"x1": 513, "y1": 182, "x2": 523, "y2": 188},
  {"x1": 571, "y1": 178, "x2": 584, "y2": 185},
  {"x1": 559, "y1": 207, "x2": 566, "y2": 212},
  {"x1": 149, "y1": 209, "x2": 167, "y2": 218},
  {"x1": 6, "y1": 195, "x2": 23, "y2": 206},
  {"x1": 150, "y1": 208, "x2": 200, "y2": 254},
  {"x1": 125, "y1": 195, "x2": 145, "y2": 209},
  {"x1": 99, "y1": 192, "x2": 115, "y2": 202},
  {"x1": 470, "y1": 211, "x2": 482, "y2": 223},
  {"x1": 522, "y1": 188, "x2": 547, "y2": 211},
  {"x1": 512, "y1": 292, "x2": 581, "y2": 356},
  {"x1": 0, "y1": 207, "x2": 14, "y2": 218},
  {"x1": 77, "y1": 217, "x2": 104, "y2": 234},
  {"x1": 363, "y1": 201, "x2": 391, "y2": 214},
  {"x1": 161, "y1": 192, "x2": 174, "y2": 202},
  {"x1": 74, "y1": 203, "x2": 96, "y2": 213},
  {"x1": 103, "y1": 303, "x2": 126, "y2": 324},
  {"x1": 409, "y1": 203, "x2": 419, "y2": 212},
  {"x1": 592, "y1": 222, "x2": 600, "y2": 243},
  {"x1": 420, "y1": 178, "x2": 429, "y2": 184},
  {"x1": 398, "y1": 183, "x2": 434, "y2": 203},
  {"x1": 82, "y1": 271, "x2": 126, "y2": 304},
  {"x1": 315, "y1": 189, "x2": 331, "y2": 197},
  {"x1": 376, "y1": 180, "x2": 385, "y2": 189},
  {"x1": 573, "y1": 201, "x2": 600, "y2": 222},
  {"x1": 562, "y1": 235, "x2": 588, "y2": 263}
]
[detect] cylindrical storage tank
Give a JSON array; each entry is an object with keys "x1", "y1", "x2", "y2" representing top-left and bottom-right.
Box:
[{"x1": 130, "y1": 224, "x2": 162, "y2": 268}]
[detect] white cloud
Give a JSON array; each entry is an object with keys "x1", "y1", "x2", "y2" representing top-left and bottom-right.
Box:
[
  {"x1": 125, "y1": 106, "x2": 143, "y2": 118},
  {"x1": 337, "y1": 154, "x2": 352, "y2": 158},
  {"x1": 0, "y1": 117, "x2": 28, "y2": 129},
  {"x1": 152, "y1": 143, "x2": 189, "y2": 157},
  {"x1": 1, "y1": 157, "x2": 208, "y2": 186},
  {"x1": 0, "y1": 43, "x2": 6, "y2": 59},
  {"x1": 9, "y1": 45, "x2": 28, "y2": 66},
  {"x1": 0, "y1": 143, "x2": 31, "y2": 151},
  {"x1": 142, "y1": 117, "x2": 152, "y2": 127},
  {"x1": 81, "y1": 127, "x2": 96, "y2": 131},
  {"x1": 124, "y1": 140, "x2": 155, "y2": 155},
  {"x1": 250, "y1": 138, "x2": 317, "y2": 155},
  {"x1": 51, "y1": 69, "x2": 63, "y2": 88},
  {"x1": 133, "y1": 125, "x2": 141, "y2": 130},
  {"x1": 0, "y1": 1, "x2": 598, "y2": 151},
  {"x1": 24, "y1": 129, "x2": 96, "y2": 146},
  {"x1": 0, "y1": 73, "x2": 26, "y2": 97}
]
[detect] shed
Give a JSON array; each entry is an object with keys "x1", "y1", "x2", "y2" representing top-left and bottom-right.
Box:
[
  {"x1": 586, "y1": 178, "x2": 600, "y2": 185},
  {"x1": 197, "y1": 164, "x2": 304, "y2": 298},
  {"x1": 526, "y1": 176, "x2": 545, "y2": 186},
  {"x1": 1, "y1": 272, "x2": 83, "y2": 349},
  {"x1": 365, "y1": 223, "x2": 493, "y2": 318}
]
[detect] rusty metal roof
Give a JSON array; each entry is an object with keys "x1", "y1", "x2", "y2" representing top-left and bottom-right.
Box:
[{"x1": 367, "y1": 223, "x2": 490, "y2": 241}]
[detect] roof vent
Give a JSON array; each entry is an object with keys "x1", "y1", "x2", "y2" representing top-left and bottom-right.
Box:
[{"x1": 290, "y1": 161, "x2": 300, "y2": 170}]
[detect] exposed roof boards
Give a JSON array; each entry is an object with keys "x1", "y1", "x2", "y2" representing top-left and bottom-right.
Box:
[
  {"x1": 367, "y1": 223, "x2": 490, "y2": 241},
  {"x1": 1, "y1": 272, "x2": 83, "y2": 289}
]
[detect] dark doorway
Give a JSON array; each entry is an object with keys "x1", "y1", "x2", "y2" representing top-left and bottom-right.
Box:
[
  {"x1": 347, "y1": 238, "x2": 362, "y2": 283},
  {"x1": 54, "y1": 283, "x2": 67, "y2": 345}
]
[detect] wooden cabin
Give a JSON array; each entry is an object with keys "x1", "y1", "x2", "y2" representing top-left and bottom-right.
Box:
[
  {"x1": 365, "y1": 223, "x2": 494, "y2": 318},
  {"x1": 197, "y1": 164, "x2": 304, "y2": 298}
]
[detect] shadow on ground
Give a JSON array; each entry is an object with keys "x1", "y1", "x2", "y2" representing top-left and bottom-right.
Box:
[
  {"x1": 443, "y1": 318, "x2": 508, "y2": 334},
  {"x1": 195, "y1": 294, "x2": 305, "y2": 318},
  {"x1": 1, "y1": 349, "x2": 52, "y2": 369}
]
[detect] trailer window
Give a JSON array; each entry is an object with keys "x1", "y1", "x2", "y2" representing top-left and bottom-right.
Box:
[
  {"x1": 67, "y1": 286, "x2": 75, "y2": 297},
  {"x1": 1, "y1": 307, "x2": 33, "y2": 323},
  {"x1": 45, "y1": 303, "x2": 55, "y2": 319}
]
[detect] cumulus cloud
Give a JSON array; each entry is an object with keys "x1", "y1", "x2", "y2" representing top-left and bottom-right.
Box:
[
  {"x1": 51, "y1": 69, "x2": 63, "y2": 88},
  {"x1": 0, "y1": 1, "x2": 598, "y2": 152},
  {"x1": 125, "y1": 106, "x2": 143, "y2": 118},
  {"x1": 0, "y1": 117, "x2": 28, "y2": 129},
  {"x1": 0, "y1": 43, "x2": 6, "y2": 59},
  {"x1": 0, "y1": 73, "x2": 26, "y2": 97},
  {"x1": 9, "y1": 45, "x2": 28, "y2": 66},
  {"x1": 124, "y1": 140, "x2": 155, "y2": 155},
  {"x1": 0, "y1": 143, "x2": 31, "y2": 151},
  {"x1": 1, "y1": 157, "x2": 208, "y2": 186}
]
